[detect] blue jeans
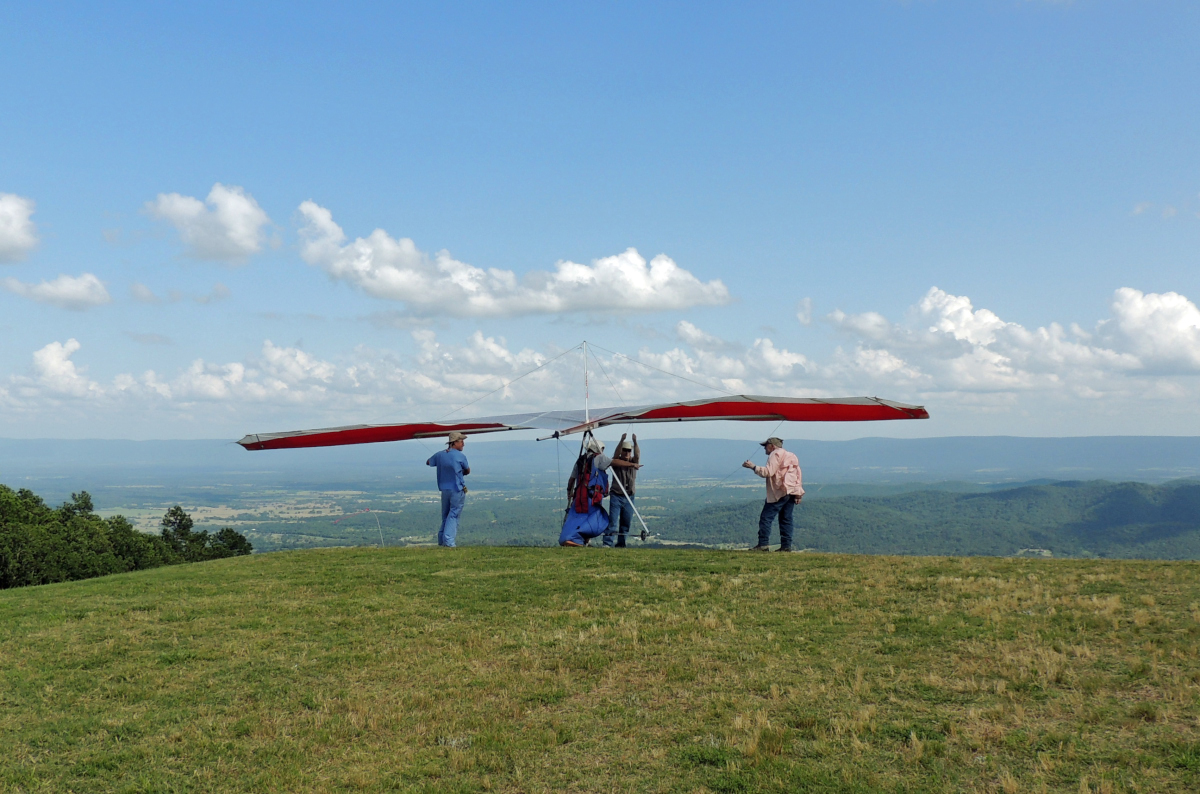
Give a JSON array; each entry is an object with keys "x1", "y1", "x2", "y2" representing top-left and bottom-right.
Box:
[
  {"x1": 439, "y1": 489, "x2": 465, "y2": 547},
  {"x1": 604, "y1": 493, "x2": 634, "y2": 546},
  {"x1": 758, "y1": 497, "x2": 795, "y2": 548}
]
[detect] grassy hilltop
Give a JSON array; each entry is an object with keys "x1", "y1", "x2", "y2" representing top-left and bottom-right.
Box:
[{"x1": 2, "y1": 548, "x2": 1199, "y2": 793}]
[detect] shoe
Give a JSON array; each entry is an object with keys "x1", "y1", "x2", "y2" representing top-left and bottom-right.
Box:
[
  {"x1": 776, "y1": 546, "x2": 792, "y2": 553},
  {"x1": 615, "y1": 538, "x2": 626, "y2": 548},
  {"x1": 749, "y1": 545, "x2": 771, "y2": 552}
]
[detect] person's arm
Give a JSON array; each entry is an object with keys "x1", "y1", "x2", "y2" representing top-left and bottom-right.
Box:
[
  {"x1": 426, "y1": 453, "x2": 437, "y2": 467},
  {"x1": 609, "y1": 458, "x2": 642, "y2": 469},
  {"x1": 739, "y1": 458, "x2": 768, "y2": 474},
  {"x1": 742, "y1": 451, "x2": 777, "y2": 478},
  {"x1": 632, "y1": 434, "x2": 639, "y2": 464}
]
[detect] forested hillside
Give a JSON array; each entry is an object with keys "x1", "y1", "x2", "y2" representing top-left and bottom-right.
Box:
[
  {"x1": 0, "y1": 486, "x2": 252, "y2": 589},
  {"x1": 653, "y1": 479, "x2": 1200, "y2": 558}
]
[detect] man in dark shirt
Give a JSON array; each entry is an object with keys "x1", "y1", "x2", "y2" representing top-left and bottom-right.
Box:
[
  {"x1": 603, "y1": 433, "x2": 640, "y2": 548},
  {"x1": 425, "y1": 431, "x2": 470, "y2": 547}
]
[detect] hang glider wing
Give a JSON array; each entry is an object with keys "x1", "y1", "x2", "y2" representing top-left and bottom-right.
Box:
[
  {"x1": 237, "y1": 396, "x2": 927, "y2": 451},
  {"x1": 584, "y1": 395, "x2": 928, "y2": 430}
]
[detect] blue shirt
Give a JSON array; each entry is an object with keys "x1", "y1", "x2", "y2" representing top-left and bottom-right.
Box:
[{"x1": 427, "y1": 448, "x2": 469, "y2": 492}]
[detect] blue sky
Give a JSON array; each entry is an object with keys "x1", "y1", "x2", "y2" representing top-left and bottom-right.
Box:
[{"x1": 2, "y1": 1, "x2": 1199, "y2": 440}]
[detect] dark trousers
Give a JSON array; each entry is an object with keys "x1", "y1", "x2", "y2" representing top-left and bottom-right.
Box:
[{"x1": 758, "y1": 497, "x2": 795, "y2": 548}]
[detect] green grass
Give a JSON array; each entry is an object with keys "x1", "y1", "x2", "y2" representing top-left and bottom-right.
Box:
[{"x1": 2, "y1": 548, "x2": 1199, "y2": 792}]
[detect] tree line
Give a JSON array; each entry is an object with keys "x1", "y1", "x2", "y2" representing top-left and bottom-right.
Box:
[{"x1": 0, "y1": 485, "x2": 252, "y2": 590}]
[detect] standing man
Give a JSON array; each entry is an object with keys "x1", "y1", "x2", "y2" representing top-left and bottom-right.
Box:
[
  {"x1": 742, "y1": 436, "x2": 804, "y2": 552},
  {"x1": 561, "y1": 435, "x2": 643, "y2": 547},
  {"x1": 427, "y1": 431, "x2": 470, "y2": 547},
  {"x1": 603, "y1": 433, "x2": 640, "y2": 548}
]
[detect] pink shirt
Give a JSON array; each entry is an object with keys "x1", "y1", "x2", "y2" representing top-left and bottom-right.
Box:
[{"x1": 752, "y1": 448, "x2": 804, "y2": 503}]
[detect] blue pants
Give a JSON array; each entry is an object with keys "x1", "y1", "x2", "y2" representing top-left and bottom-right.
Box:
[
  {"x1": 758, "y1": 497, "x2": 795, "y2": 548},
  {"x1": 439, "y1": 489, "x2": 465, "y2": 547},
  {"x1": 604, "y1": 494, "x2": 634, "y2": 546}
]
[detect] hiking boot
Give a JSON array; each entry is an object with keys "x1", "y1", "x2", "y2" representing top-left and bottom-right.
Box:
[
  {"x1": 748, "y1": 544, "x2": 771, "y2": 552},
  {"x1": 776, "y1": 546, "x2": 793, "y2": 553},
  {"x1": 615, "y1": 537, "x2": 627, "y2": 548}
]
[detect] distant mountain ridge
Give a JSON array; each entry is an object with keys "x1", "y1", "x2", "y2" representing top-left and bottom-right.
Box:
[
  {"x1": 5, "y1": 436, "x2": 1200, "y2": 511},
  {"x1": 4, "y1": 435, "x2": 1200, "y2": 484}
]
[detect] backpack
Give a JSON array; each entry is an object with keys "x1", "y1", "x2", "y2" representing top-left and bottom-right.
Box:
[{"x1": 571, "y1": 453, "x2": 609, "y2": 514}]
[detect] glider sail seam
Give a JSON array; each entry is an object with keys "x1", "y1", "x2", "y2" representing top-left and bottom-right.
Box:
[{"x1": 237, "y1": 395, "x2": 929, "y2": 451}]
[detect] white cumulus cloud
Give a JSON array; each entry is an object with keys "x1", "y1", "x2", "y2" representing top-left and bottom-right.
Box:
[
  {"x1": 31, "y1": 339, "x2": 103, "y2": 397},
  {"x1": 260, "y1": 340, "x2": 336, "y2": 385},
  {"x1": 16, "y1": 286, "x2": 1200, "y2": 436},
  {"x1": 0, "y1": 193, "x2": 38, "y2": 262},
  {"x1": 146, "y1": 183, "x2": 271, "y2": 262},
  {"x1": 676, "y1": 320, "x2": 735, "y2": 351},
  {"x1": 1101, "y1": 287, "x2": 1200, "y2": 372},
  {"x1": 4, "y1": 273, "x2": 112, "y2": 310},
  {"x1": 297, "y1": 201, "x2": 730, "y2": 317},
  {"x1": 826, "y1": 286, "x2": 1199, "y2": 394}
]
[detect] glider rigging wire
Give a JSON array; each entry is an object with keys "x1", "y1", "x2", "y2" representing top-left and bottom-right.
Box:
[
  {"x1": 588, "y1": 341, "x2": 739, "y2": 397},
  {"x1": 437, "y1": 343, "x2": 584, "y2": 422},
  {"x1": 588, "y1": 345, "x2": 626, "y2": 407},
  {"x1": 333, "y1": 508, "x2": 386, "y2": 548}
]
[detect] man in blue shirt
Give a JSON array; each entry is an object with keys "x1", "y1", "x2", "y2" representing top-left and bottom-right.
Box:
[{"x1": 426, "y1": 431, "x2": 471, "y2": 547}]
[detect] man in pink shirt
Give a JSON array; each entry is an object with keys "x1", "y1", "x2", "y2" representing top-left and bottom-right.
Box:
[{"x1": 742, "y1": 436, "x2": 804, "y2": 552}]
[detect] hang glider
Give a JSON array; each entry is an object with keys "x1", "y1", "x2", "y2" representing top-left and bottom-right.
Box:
[{"x1": 236, "y1": 395, "x2": 928, "y2": 451}]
